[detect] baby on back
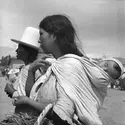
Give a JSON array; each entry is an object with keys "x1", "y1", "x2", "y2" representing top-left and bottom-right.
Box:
[{"x1": 97, "y1": 58, "x2": 123, "y2": 80}]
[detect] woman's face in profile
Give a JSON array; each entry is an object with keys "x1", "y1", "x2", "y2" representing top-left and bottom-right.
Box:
[
  {"x1": 39, "y1": 28, "x2": 56, "y2": 54},
  {"x1": 16, "y1": 44, "x2": 29, "y2": 61}
]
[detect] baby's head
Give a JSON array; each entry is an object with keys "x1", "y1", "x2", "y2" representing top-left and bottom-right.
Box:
[{"x1": 98, "y1": 58, "x2": 124, "y2": 80}]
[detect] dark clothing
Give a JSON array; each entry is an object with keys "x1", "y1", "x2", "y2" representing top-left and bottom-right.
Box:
[
  {"x1": 14, "y1": 104, "x2": 39, "y2": 116},
  {"x1": 119, "y1": 78, "x2": 125, "y2": 90},
  {"x1": 47, "y1": 109, "x2": 70, "y2": 125}
]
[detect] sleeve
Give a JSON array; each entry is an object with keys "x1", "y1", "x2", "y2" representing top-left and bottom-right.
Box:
[{"x1": 12, "y1": 66, "x2": 28, "y2": 96}]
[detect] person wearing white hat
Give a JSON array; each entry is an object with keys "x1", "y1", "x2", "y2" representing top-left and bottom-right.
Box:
[
  {"x1": 4, "y1": 27, "x2": 42, "y2": 114},
  {"x1": 11, "y1": 27, "x2": 40, "y2": 64}
]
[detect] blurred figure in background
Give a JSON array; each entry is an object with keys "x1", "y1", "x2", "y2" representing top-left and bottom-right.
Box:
[{"x1": 118, "y1": 70, "x2": 125, "y2": 90}]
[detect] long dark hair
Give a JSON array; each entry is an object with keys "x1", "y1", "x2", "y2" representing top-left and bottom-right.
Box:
[{"x1": 39, "y1": 14, "x2": 84, "y2": 57}]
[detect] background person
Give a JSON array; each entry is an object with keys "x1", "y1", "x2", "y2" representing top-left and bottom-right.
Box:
[
  {"x1": 118, "y1": 71, "x2": 125, "y2": 90},
  {"x1": 4, "y1": 26, "x2": 40, "y2": 114}
]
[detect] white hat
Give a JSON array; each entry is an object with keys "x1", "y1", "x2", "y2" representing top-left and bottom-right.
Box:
[{"x1": 11, "y1": 27, "x2": 40, "y2": 50}]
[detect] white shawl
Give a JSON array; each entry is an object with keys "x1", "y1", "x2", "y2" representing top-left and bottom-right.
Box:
[{"x1": 33, "y1": 54, "x2": 113, "y2": 125}]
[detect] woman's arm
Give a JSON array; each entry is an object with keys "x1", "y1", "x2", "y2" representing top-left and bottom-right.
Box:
[
  {"x1": 25, "y1": 70, "x2": 36, "y2": 97},
  {"x1": 14, "y1": 96, "x2": 50, "y2": 113},
  {"x1": 28, "y1": 98, "x2": 51, "y2": 112}
]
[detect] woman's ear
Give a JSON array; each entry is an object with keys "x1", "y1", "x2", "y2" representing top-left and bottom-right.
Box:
[{"x1": 51, "y1": 34, "x2": 56, "y2": 41}]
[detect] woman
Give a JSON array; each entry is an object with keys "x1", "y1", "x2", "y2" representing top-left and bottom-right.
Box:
[
  {"x1": 13, "y1": 15, "x2": 123, "y2": 125},
  {"x1": 10, "y1": 15, "x2": 83, "y2": 124}
]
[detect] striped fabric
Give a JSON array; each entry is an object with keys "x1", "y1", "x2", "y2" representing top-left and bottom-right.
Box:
[
  {"x1": 12, "y1": 64, "x2": 42, "y2": 97},
  {"x1": 13, "y1": 65, "x2": 30, "y2": 96}
]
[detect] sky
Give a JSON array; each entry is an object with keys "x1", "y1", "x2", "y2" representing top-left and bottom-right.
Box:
[{"x1": 0, "y1": 0, "x2": 125, "y2": 58}]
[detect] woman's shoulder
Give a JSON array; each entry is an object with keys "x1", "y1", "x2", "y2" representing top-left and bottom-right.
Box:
[
  {"x1": 63, "y1": 54, "x2": 82, "y2": 65},
  {"x1": 54, "y1": 54, "x2": 82, "y2": 71}
]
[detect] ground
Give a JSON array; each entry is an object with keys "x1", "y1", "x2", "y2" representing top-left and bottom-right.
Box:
[
  {"x1": 99, "y1": 89, "x2": 125, "y2": 125},
  {"x1": 0, "y1": 77, "x2": 125, "y2": 125}
]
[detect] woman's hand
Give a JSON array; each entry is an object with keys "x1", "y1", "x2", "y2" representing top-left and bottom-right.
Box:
[
  {"x1": 4, "y1": 83, "x2": 16, "y2": 98},
  {"x1": 14, "y1": 96, "x2": 50, "y2": 112},
  {"x1": 29, "y1": 57, "x2": 51, "y2": 73},
  {"x1": 14, "y1": 96, "x2": 29, "y2": 105}
]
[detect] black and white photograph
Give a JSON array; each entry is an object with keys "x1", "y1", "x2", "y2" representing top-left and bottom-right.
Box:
[{"x1": 0, "y1": 0, "x2": 125, "y2": 125}]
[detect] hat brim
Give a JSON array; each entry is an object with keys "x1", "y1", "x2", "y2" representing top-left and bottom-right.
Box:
[{"x1": 11, "y1": 39, "x2": 39, "y2": 50}]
